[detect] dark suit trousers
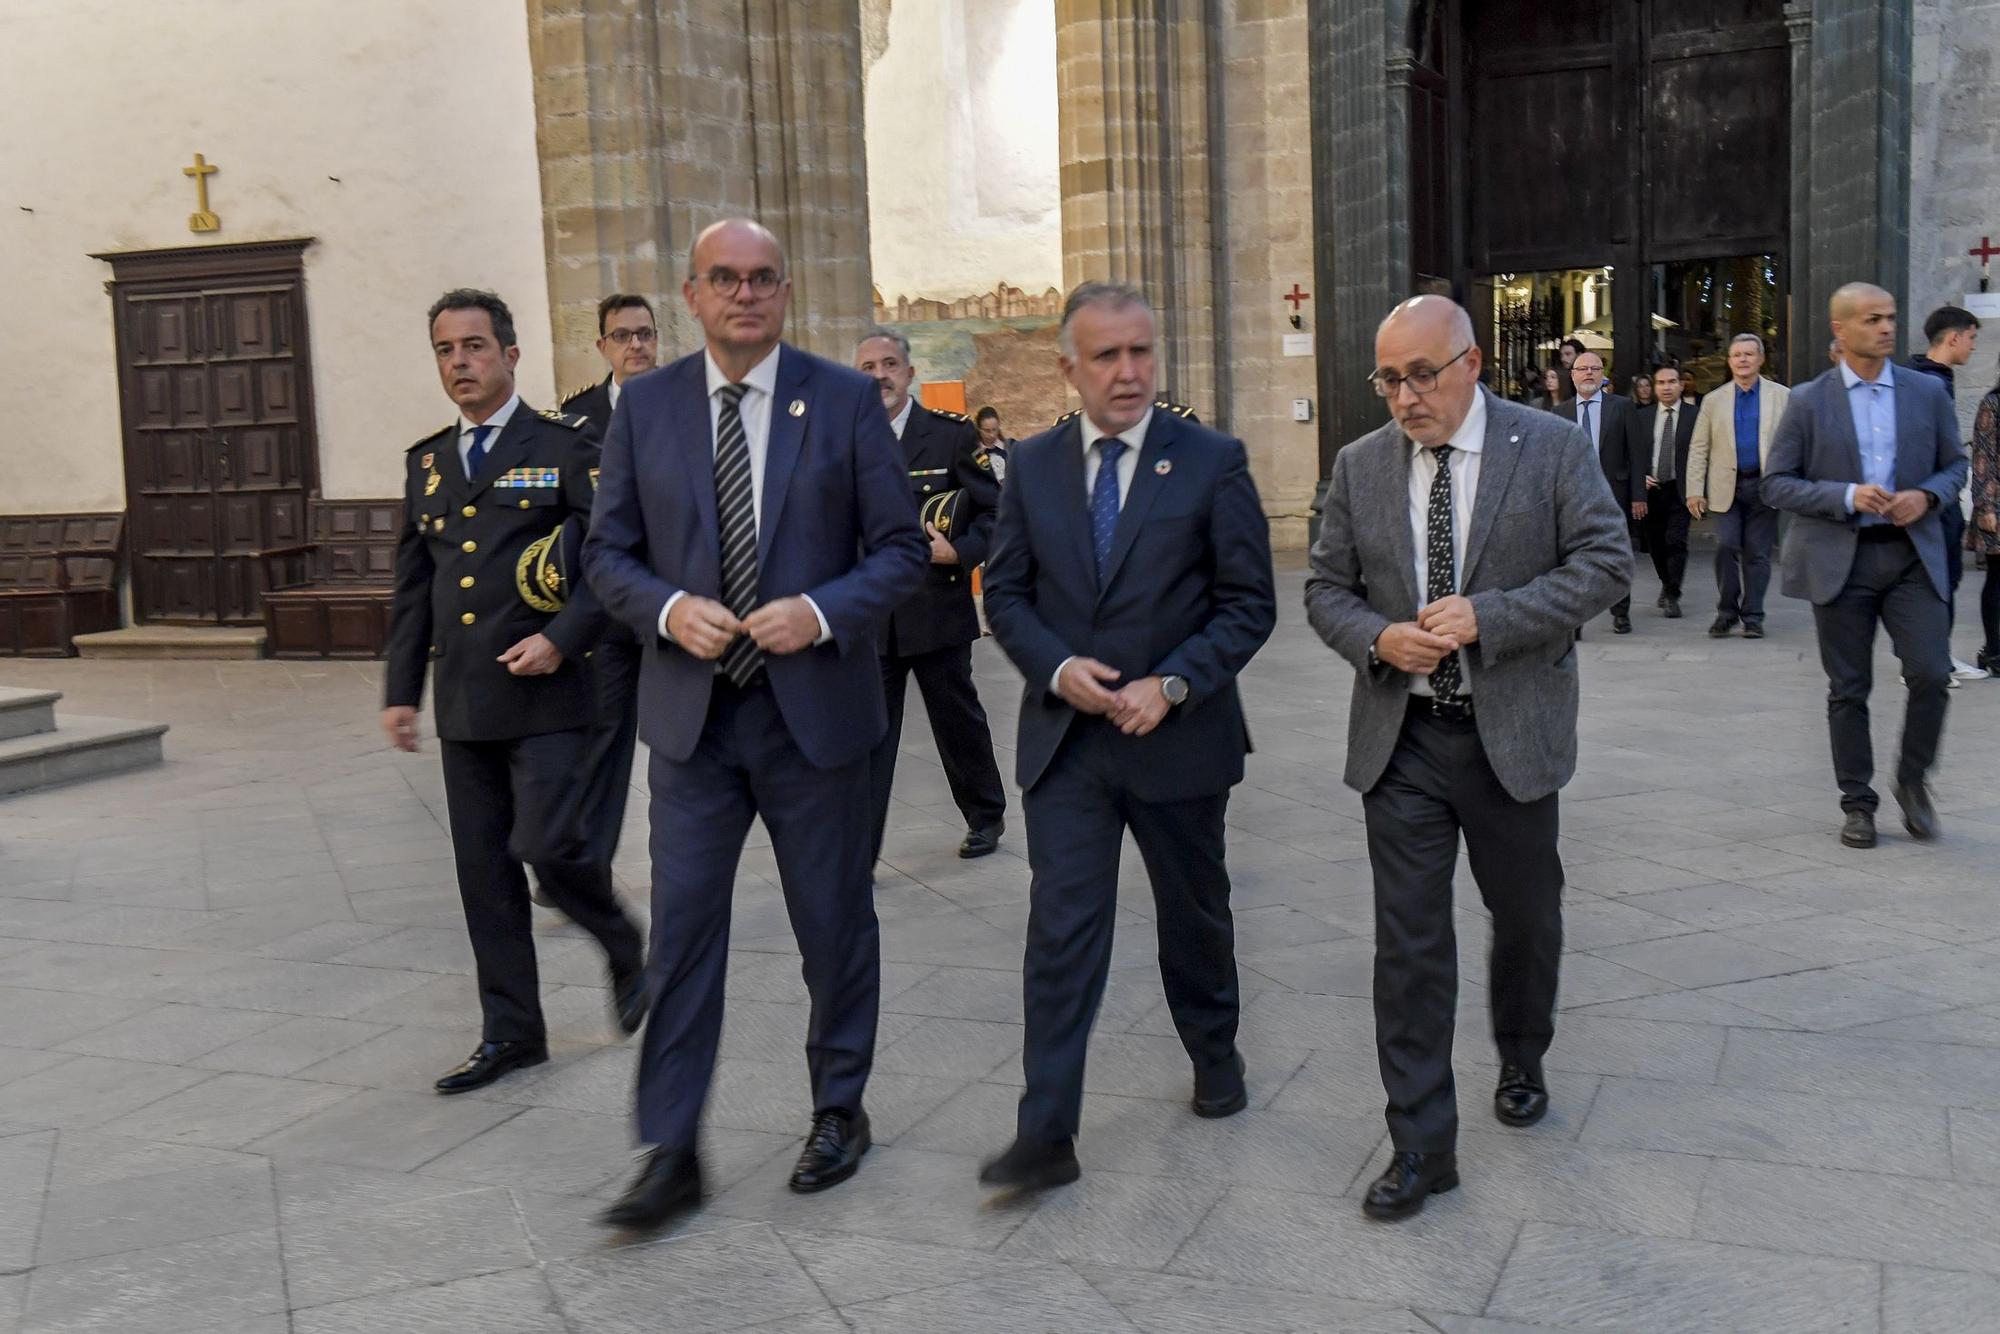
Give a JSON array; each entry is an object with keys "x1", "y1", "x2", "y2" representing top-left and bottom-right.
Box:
[
  {"x1": 868, "y1": 643, "x2": 1007, "y2": 859},
  {"x1": 1361, "y1": 704, "x2": 1564, "y2": 1154},
  {"x1": 579, "y1": 638, "x2": 643, "y2": 866},
  {"x1": 1811, "y1": 531, "x2": 1951, "y2": 814},
  {"x1": 1016, "y1": 720, "x2": 1239, "y2": 1142},
  {"x1": 1715, "y1": 475, "x2": 1778, "y2": 624},
  {"x1": 635, "y1": 680, "x2": 879, "y2": 1149},
  {"x1": 1640, "y1": 480, "x2": 1690, "y2": 598},
  {"x1": 439, "y1": 732, "x2": 644, "y2": 1045}
]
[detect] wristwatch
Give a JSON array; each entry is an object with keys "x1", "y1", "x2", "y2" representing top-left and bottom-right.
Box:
[{"x1": 1161, "y1": 674, "x2": 1190, "y2": 706}]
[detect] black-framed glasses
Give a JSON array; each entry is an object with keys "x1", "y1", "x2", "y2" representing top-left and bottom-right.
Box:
[
  {"x1": 604, "y1": 327, "x2": 658, "y2": 346},
  {"x1": 700, "y1": 267, "x2": 784, "y2": 298},
  {"x1": 1369, "y1": 345, "x2": 1472, "y2": 398}
]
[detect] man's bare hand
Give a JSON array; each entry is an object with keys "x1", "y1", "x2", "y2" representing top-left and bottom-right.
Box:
[
  {"x1": 666, "y1": 596, "x2": 742, "y2": 661},
  {"x1": 498, "y1": 633, "x2": 564, "y2": 676},
  {"x1": 1374, "y1": 622, "x2": 1458, "y2": 675},
  {"x1": 1645, "y1": 475, "x2": 1660, "y2": 491},
  {"x1": 1055, "y1": 657, "x2": 1122, "y2": 715},
  {"x1": 1851, "y1": 483, "x2": 1894, "y2": 516},
  {"x1": 1884, "y1": 489, "x2": 1931, "y2": 527},
  {"x1": 380, "y1": 705, "x2": 420, "y2": 753},
  {"x1": 743, "y1": 596, "x2": 820, "y2": 655},
  {"x1": 1416, "y1": 595, "x2": 1478, "y2": 646},
  {"x1": 1631, "y1": 500, "x2": 1649, "y2": 520},
  {"x1": 1106, "y1": 676, "x2": 1170, "y2": 736},
  {"x1": 927, "y1": 524, "x2": 959, "y2": 565},
  {"x1": 1686, "y1": 496, "x2": 1708, "y2": 519}
]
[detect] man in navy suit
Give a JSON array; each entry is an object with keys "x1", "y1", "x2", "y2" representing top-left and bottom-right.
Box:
[
  {"x1": 581, "y1": 219, "x2": 929, "y2": 1229},
  {"x1": 1764, "y1": 282, "x2": 1967, "y2": 850},
  {"x1": 976, "y1": 282, "x2": 1277, "y2": 1190}
]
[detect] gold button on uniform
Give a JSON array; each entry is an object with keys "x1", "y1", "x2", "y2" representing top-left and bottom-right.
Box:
[
  {"x1": 461, "y1": 540, "x2": 477, "y2": 553},
  {"x1": 518, "y1": 499, "x2": 532, "y2": 509},
  {"x1": 460, "y1": 612, "x2": 476, "y2": 625},
  {"x1": 461, "y1": 505, "x2": 477, "y2": 518},
  {"x1": 458, "y1": 576, "x2": 474, "y2": 589}
]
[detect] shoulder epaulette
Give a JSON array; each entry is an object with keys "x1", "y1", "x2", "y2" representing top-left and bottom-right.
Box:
[
  {"x1": 408, "y1": 422, "x2": 454, "y2": 452},
  {"x1": 1052, "y1": 407, "x2": 1083, "y2": 427},
  {"x1": 1155, "y1": 399, "x2": 1199, "y2": 420},
  {"x1": 931, "y1": 407, "x2": 971, "y2": 423},
  {"x1": 537, "y1": 408, "x2": 588, "y2": 430},
  {"x1": 559, "y1": 383, "x2": 595, "y2": 407}
]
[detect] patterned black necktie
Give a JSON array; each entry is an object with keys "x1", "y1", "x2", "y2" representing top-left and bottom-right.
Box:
[
  {"x1": 1426, "y1": 446, "x2": 1463, "y2": 699},
  {"x1": 712, "y1": 383, "x2": 764, "y2": 687}
]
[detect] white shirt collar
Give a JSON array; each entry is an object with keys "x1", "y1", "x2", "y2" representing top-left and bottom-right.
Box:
[
  {"x1": 889, "y1": 395, "x2": 915, "y2": 438},
  {"x1": 1079, "y1": 405, "x2": 1154, "y2": 455},
  {"x1": 1576, "y1": 389, "x2": 1603, "y2": 406},
  {"x1": 1839, "y1": 360, "x2": 1889, "y2": 390},
  {"x1": 703, "y1": 343, "x2": 783, "y2": 401},
  {"x1": 1410, "y1": 389, "x2": 1487, "y2": 457},
  {"x1": 608, "y1": 376, "x2": 622, "y2": 411},
  {"x1": 460, "y1": 391, "x2": 521, "y2": 437}
]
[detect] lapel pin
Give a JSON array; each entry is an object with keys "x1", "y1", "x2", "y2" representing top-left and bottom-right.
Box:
[
  {"x1": 788, "y1": 399, "x2": 806, "y2": 418},
  {"x1": 1154, "y1": 459, "x2": 1172, "y2": 475},
  {"x1": 1510, "y1": 435, "x2": 1520, "y2": 443}
]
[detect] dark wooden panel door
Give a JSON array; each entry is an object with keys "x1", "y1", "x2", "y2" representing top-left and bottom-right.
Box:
[{"x1": 102, "y1": 241, "x2": 319, "y2": 625}]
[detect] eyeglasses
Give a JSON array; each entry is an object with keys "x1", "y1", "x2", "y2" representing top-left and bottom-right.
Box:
[
  {"x1": 1369, "y1": 345, "x2": 1472, "y2": 398},
  {"x1": 604, "y1": 327, "x2": 657, "y2": 346},
  {"x1": 699, "y1": 267, "x2": 784, "y2": 298}
]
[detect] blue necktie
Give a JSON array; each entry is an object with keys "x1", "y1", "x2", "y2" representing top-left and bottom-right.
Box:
[
  {"x1": 466, "y1": 424, "x2": 494, "y2": 477},
  {"x1": 1580, "y1": 399, "x2": 1594, "y2": 447},
  {"x1": 1091, "y1": 437, "x2": 1127, "y2": 579}
]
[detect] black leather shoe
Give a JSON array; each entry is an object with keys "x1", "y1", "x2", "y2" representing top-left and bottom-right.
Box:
[
  {"x1": 598, "y1": 1147, "x2": 702, "y2": 1231},
  {"x1": 1612, "y1": 615, "x2": 1632, "y2": 634},
  {"x1": 1742, "y1": 622, "x2": 1765, "y2": 639},
  {"x1": 1361, "y1": 1151, "x2": 1459, "y2": 1221},
  {"x1": 1708, "y1": 615, "x2": 1737, "y2": 638},
  {"x1": 1494, "y1": 1063, "x2": 1549, "y2": 1127},
  {"x1": 978, "y1": 1136, "x2": 1081, "y2": 1189},
  {"x1": 611, "y1": 963, "x2": 649, "y2": 1037},
  {"x1": 1841, "y1": 809, "x2": 1878, "y2": 849},
  {"x1": 1192, "y1": 1051, "x2": 1248, "y2": 1119},
  {"x1": 958, "y1": 825, "x2": 1003, "y2": 859},
  {"x1": 433, "y1": 1040, "x2": 547, "y2": 1095},
  {"x1": 1663, "y1": 597, "x2": 1682, "y2": 619},
  {"x1": 1894, "y1": 782, "x2": 1938, "y2": 841},
  {"x1": 1655, "y1": 592, "x2": 1667, "y2": 609},
  {"x1": 789, "y1": 1110, "x2": 870, "y2": 1193}
]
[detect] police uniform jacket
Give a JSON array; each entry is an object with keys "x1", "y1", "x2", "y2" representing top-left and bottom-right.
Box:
[
  {"x1": 384, "y1": 401, "x2": 611, "y2": 741},
  {"x1": 560, "y1": 374, "x2": 638, "y2": 647},
  {"x1": 881, "y1": 401, "x2": 999, "y2": 659}
]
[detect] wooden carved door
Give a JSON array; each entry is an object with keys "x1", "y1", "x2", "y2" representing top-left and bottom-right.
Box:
[{"x1": 101, "y1": 241, "x2": 318, "y2": 624}]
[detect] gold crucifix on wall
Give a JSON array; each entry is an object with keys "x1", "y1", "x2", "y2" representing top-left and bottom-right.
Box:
[{"x1": 183, "y1": 153, "x2": 220, "y2": 233}]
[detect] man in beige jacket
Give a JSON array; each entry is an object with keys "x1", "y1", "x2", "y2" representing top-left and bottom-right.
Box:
[{"x1": 1686, "y1": 333, "x2": 1791, "y2": 638}]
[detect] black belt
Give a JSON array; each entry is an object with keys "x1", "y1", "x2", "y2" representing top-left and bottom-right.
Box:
[
  {"x1": 1737, "y1": 468, "x2": 1760, "y2": 479},
  {"x1": 1856, "y1": 524, "x2": 1910, "y2": 543},
  {"x1": 713, "y1": 667, "x2": 770, "y2": 691},
  {"x1": 1409, "y1": 693, "x2": 1475, "y2": 722}
]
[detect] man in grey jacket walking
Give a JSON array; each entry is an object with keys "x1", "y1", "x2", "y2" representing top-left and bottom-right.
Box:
[{"x1": 1304, "y1": 296, "x2": 1630, "y2": 1221}]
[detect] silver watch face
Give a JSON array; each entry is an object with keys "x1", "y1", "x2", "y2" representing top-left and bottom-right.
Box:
[{"x1": 1163, "y1": 676, "x2": 1189, "y2": 704}]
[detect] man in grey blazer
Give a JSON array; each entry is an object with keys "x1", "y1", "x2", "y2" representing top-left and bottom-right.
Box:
[
  {"x1": 1304, "y1": 296, "x2": 1630, "y2": 1221},
  {"x1": 1763, "y1": 283, "x2": 1967, "y2": 850}
]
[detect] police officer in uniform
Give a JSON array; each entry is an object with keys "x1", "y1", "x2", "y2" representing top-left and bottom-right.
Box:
[
  {"x1": 854, "y1": 326, "x2": 1008, "y2": 861},
  {"x1": 383, "y1": 288, "x2": 647, "y2": 1095},
  {"x1": 1051, "y1": 397, "x2": 1202, "y2": 429}
]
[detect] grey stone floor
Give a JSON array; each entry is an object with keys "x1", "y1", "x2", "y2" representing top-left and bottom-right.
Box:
[{"x1": 2, "y1": 552, "x2": 1998, "y2": 1333}]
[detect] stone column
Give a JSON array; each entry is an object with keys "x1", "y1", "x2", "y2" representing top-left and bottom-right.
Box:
[
  {"x1": 526, "y1": 0, "x2": 873, "y2": 390},
  {"x1": 1054, "y1": 0, "x2": 1222, "y2": 417}
]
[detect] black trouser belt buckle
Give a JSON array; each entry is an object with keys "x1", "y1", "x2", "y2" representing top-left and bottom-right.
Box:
[{"x1": 1427, "y1": 694, "x2": 1475, "y2": 721}]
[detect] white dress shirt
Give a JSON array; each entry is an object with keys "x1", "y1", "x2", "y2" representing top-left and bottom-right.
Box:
[
  {"x1": 1652, "y1": 401, "x2": 1680, "y2": 479},
  {"x1": 1049, "y1": 408, "x2": 1154, "y2": 694},
  {"x1": 1572, "y1": 390, "x2": 1604, "y2": 452},
  {"x1": 608, "y1": 377, "x2": 623, "y2": 412},
  {"x1": 889, "y1": 394, "x2": 914, "y2": 440},
  {"x1": 656, "y1": 345, "x2": 829, "y2": 643},
  {"x1": 1404, "y1": 389, "x2": 1486, "y2": 696},
  {"x1": 458, "y1": 392, "x2": 522, "y2": 472}
]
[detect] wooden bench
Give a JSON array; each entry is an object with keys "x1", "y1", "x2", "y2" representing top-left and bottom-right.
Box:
[
  {"x1": 262, "y1": 501, "x2": 398, "y2": 659},
  {"x1": 0, "y1": 514, "x2": 123, "y2": 657}
]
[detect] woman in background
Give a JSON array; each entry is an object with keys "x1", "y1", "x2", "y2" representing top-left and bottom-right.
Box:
[{"x1": 1966, "y1": 376, "x2": 2000, "y2": 675}]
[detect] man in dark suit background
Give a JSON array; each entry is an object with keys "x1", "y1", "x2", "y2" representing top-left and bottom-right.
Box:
[
  {"x1": 1558, "y1": 349, "x2": 1643, "y2": 632},
  {"x1": 1631, "y1": 363, "x2": 1698, "y2": 617},
  {"x1": 853, "y1": 326, "x2": 1008, "y2": 864},
  {"x1": 582, "y1": 219, "x2": 929, "y2": 1229},
  {"x1": 976, "y1": 281, "x2": 1277, "y2": 1190},
  {"x1": 1763, "y1": 282, "x2": 1967, "y2": 850},
  {"x1": 382, "y1": 288, "x2": 646, "y2": 1097}
]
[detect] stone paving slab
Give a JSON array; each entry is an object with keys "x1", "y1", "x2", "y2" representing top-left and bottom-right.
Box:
[{"x1": 1, "y1": 556, "x2": 1998, "y2": 1329}]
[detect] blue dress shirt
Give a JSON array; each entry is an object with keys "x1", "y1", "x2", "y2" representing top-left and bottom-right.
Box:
[
  {"x1": 1732, "y1": 383, "x2": 1761, "y2": 474},
  {"x1": 1840, "y1": 360, "x2": 1898, "y2": 524}
]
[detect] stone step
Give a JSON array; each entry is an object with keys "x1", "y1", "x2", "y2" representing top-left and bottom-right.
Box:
[
  {"x1": 0, "y1": 715, "x2": 169, "y2": 797},
  {"x1": 0, "y1": 687, "x2": 61, "y2": 741},
  {"x1": 73, "y1": 626, "x2": 267, "y2": 660}
]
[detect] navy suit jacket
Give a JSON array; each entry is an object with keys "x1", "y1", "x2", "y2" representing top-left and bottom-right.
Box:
[
  {"x1": 1763, "y1": 364, "x2": 1967, "y2": 604},
  {"x1": 982, "y1": 410, "x2": 1276, "y2": 801},
  {"x1": 581, "y1": 344, "x2": 929, "y2": 770}
]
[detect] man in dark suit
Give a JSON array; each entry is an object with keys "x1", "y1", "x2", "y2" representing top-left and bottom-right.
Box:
[
  {"x1": 1305, "y1": 296, "x2": 1630, "y2": 1220},
  {"x1": 1557, "y1": 349, "x2": 1643, "y2": 632},
  {"x1": 1764, "y1": 282, "x2": 1967, "y2": 850},
  {"x1": 1631, "y1": 363, "x2": 1698, "y2": 617},
  {"x1": 854, "y1": 326, "x2": 1008, "y2": 863},
  {"x1": 582, "y1": 219, "x2": 928, "y2": 1230},
  {"x1": 975, "y1": 282, "x2": 1277, "y2": 1190},
  {"x1": 382, "y1": 288, "x2": 647, "y2": 1096}
]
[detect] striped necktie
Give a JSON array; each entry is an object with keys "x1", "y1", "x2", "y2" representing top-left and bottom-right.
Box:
[{"x1": 712, "y1": 383, "x2": 764, "y2": 687}]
